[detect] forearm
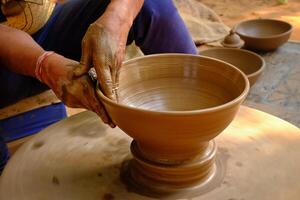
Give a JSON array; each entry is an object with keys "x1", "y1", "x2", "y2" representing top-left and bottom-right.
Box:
[
  {"x1": 0, "y1": 24, "x2": 45, "y2": 77},
  {"x1": 97, "y1": 0, "x2": 144, "y2": 27},
  {"x1": 109, "y1": 0, "x2": 144, "y2": 20}
]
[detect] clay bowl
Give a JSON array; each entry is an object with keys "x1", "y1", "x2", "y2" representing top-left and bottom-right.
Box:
[
  {"x1": 235, "y1": 19, "x2": 293, "y2": 51},
  {"x1": 201, "y1": 48, "x2": 265, "y2": 86},
  {"x1": 96, "y1": 54, "x2": 249, "y2": 194}
]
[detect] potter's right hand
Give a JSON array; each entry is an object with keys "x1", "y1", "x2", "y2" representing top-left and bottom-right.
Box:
[{"x1": 39, "y1": 52, "x2": 115, "y2": 128}]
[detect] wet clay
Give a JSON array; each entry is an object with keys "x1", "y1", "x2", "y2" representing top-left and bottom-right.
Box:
[
  {"x1": 96, "y1": 54, "x2": 249, "y2": 195},
  {"x1": 235, "y1": 19, "x2": 292, "y2": 51},
  {"x1": 201, "y1": 48, "x2": 265, "y2": 87}
]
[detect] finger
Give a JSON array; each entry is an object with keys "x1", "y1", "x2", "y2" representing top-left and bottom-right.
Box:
[
  {"x1": 111, "y1": 49, "x2": 123, "y2": 85},
  {"x1": 111, "y1": 55, "x2": 122, "y2": 101},
  {"x1": 90, "y1": 97, "x2": 115, "y2": 128},
  {"x1": 93, "y1": 51, "x2": 115, "y2": 100},
  {"x1": 84, "y1": 76, "x2": 115, "y2": 127},
  {"x1": 74, "y1": 38, "x2": 92, "y2": 76},
  {"x1": 70, "y1": 76, "x2": 110, "y2": 125}
]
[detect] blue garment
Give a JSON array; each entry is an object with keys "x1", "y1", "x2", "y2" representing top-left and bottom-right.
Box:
[
  {"x1": 0, "y1": 103, "x2": 67, "y2": 173},
  {"x1": 0, "y1": 0, "x2": 197, "y2": 172},
  {"x1": 133, "y1": 0, "x2": 197, "y2": 54},
  {"x1": 36, "y1": 0, "x2": 197, "y2": 60},
  {"x1": 0, "y1": 103, "x2": 67, "y2": 143}
]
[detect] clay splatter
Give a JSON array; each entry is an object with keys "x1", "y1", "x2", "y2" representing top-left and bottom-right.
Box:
[
  {"x1": 52, "y1": 176, "x2": 60, "y2": 186},
  {"x1": 32, "y1": 141, "x2": 45, "y2": 149}
]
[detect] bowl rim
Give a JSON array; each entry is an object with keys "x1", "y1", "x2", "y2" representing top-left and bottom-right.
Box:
[
  {"x1": 235, "y1": 18, "x2": 293, "y2": 39},
  {"x1": 200, "y1": 47, "x2": 266, "y2": 79},
  {"x1": 96, "y1": 54, "x2": 250, "y2": 115}
]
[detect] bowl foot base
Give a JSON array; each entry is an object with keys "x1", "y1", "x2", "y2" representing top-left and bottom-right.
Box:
[{"x1": 121, "y1": 140, "x2": 225, "y2": 198}]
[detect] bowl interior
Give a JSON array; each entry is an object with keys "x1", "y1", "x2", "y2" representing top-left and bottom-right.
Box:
[
  {"x1": 201, "y1": 48, "x2": 264, "y2": 76},
  {"x1": 236, "y1": 19, "x2": 292, "y2": 38},
  {"x1": 115, "y1": 55, "x2": 247, "y2": 112}
]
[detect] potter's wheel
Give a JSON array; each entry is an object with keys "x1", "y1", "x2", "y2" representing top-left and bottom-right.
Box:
[{"x1": 0, "y1": 106, "x2": 300, "y2": 200}]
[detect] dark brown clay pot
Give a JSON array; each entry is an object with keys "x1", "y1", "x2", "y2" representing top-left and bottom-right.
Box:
[
  {"x1": 201, "y1": 48, "x2": 265, "y2": 87},
  {"x1": 96, "y1": 54, "x2": 249, "y2": 195},
  {"x1": 235, "y1": 19, "x2": 293, "y2": 51}
]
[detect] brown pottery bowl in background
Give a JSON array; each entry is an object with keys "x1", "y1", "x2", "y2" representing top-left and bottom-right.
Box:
[
  {"x1": 96, "y1": 54, "x2": 249, "y2": 195},
  {"x1": 201, "y1": 48, "x2": 265, "y2": 87},
  {"x1": 235, "y1": 19, "x2": 293, "y2": 51}
]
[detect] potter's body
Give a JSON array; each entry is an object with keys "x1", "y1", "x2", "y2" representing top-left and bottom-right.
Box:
[{"x1": 0, "y1": 0, "x2": 197, "y2": 172}]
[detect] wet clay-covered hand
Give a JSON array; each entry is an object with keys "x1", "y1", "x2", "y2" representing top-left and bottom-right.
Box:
[
  {"x1": 75, "y1": 16, "x2": 130, "y2": 100},
  {"x1": 76, "y1": 23, "x2": 125, "y2": 100},
  {"x1": 41, "y1": 53, "x2": 115, "y2": 127},
  {"x1": 75, "y1": 0, "x2": 144, "y2": 100}
]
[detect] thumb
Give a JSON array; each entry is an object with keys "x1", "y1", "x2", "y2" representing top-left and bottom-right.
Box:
[{"x1": 74, "y1": 38, "x2": 92, "y2": 76}]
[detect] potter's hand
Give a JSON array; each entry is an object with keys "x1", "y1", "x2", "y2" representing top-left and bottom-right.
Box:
[
  {"x1": 39, "y1": 52, "x2": 115, "y2": 127},
  {"x1": 74, "y1": 15, "x2": 131, "y2": 100}
]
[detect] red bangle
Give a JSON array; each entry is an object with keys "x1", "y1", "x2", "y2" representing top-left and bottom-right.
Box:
[{"x1": 35, "y1": 51, "x2": 55, "y2": 82}]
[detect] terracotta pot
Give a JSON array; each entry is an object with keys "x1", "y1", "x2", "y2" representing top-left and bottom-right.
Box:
[
  {"x1": 96, "y1": 54, "x2": 249, "y2": 195},
  {"x1": 201, "y1": 48, "x2": 265, "y2": 87},
  {"x1": 235, "y1": 19, "x2": 293, "y2": 51}
]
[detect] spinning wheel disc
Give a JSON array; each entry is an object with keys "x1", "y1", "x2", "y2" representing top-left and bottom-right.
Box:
[{"x1": 0, "y1": 106, "x2": 299, "y2": 200}]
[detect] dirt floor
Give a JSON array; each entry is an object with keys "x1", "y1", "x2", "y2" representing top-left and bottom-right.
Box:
[
  {"x1": 199, "y1": 0, "x2": 300, "y2": 40},
  {"x1": 66, "y1": 0, "x2": 300, "y2": 117}
]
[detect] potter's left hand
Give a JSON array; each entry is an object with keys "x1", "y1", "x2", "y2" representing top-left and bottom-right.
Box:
[
  {"x1": 74, "y1": 13, "x2": 131, "y2": 100},
  {"x1": 74, "y1": 0, "x2": 144, "y2": 100}
]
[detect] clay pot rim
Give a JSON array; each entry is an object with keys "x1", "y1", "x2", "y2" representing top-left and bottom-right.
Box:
[
  {"x1": 97, "y1": 54, "x2": 250, "y2": 115},
  {"x1": 235, "y1": 19, "x2": 293, "y2": 39},
  {"x1": 200, "y1": 47, "x2": 266, "y2": 79}
]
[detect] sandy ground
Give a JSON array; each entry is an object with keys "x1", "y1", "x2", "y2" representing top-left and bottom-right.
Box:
[
  {"x1": 66, "y1": 0, "x2": 300, "y2": 117},
  {"x1": 199, "y1": 0, "x2": 300, "y2": 40}
]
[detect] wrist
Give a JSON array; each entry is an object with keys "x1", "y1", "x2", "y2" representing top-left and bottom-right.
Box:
[
  {"x1": 35, "y1": 51, "x2": 55, "y2": 82},
  {"x1": 39, "y1": 53, "x2": 67, "y2": 86}
]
